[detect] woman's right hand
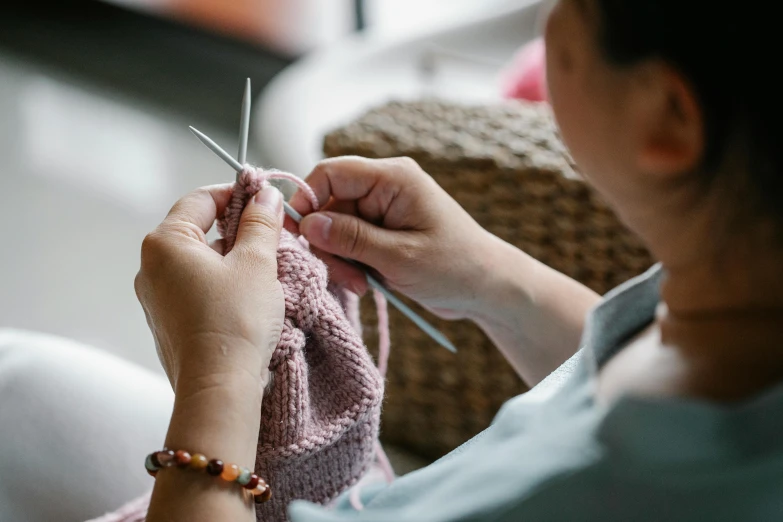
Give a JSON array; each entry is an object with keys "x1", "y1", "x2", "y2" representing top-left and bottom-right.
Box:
[
  {"x1": 292, "y1": 155, "x2": 600, "y2": 385},
  {"x1": 289, "y1": 156, "x2": 497, "y2": 320}
]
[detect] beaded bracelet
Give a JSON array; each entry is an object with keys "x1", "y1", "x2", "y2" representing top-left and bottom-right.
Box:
[{"x1": 145, "y1": 449, "x2": 272, "y2": 504}]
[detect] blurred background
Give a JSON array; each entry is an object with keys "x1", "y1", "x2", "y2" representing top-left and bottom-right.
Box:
[
  {"x1": 0, "y1": 0, "x2": 541, "y2": 373},
  {"x1": 4, "y1": 0, "x2": 663, "y2": 474}
]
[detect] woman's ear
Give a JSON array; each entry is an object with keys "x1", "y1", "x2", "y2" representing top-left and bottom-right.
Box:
[{"x1": 633, "y1": 63, "x2": 705, "y2": 177}]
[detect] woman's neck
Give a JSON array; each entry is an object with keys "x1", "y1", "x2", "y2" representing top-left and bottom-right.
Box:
[
  {"x1": 603, "y1": 167, "x2": 783, "y2": 401},
  {"x1": 633, "y1": 177, "x2": 783, "y2": 315},
  {"x1": 655, "y1": 233, "x2": 783, "y2": 400},
  {"x1": 661, "y1": 246, "x2": 783, "y2": 316}
]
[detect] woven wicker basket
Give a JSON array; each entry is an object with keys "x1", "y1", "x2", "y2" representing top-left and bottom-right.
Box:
[{"x1": 323, "y1": 100, "x2": 654, "y2": 460}]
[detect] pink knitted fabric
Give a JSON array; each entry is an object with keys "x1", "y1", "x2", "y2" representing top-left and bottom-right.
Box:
[{"x1": 89, "y1": 167, "x2": 385, "y2": 522}]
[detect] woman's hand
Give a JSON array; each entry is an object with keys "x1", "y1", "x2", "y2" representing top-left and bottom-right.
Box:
[
  {"x1": 135, "y1": 184, "x2": 285, "y2": 394},
  {"x1": 290, "y1": 156, "x2": 600, "y2": 385},
  {"x1": 289, "y1": 156, "x2": 497, "y2": 320},
  {"x1": 138, "y1": 184, "x2": 285, "y2": 522}
]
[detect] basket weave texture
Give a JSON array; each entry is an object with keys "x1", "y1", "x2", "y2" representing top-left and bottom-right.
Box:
[{"x1": 323, "y1": 100, "x2": 654, "y2": 460}]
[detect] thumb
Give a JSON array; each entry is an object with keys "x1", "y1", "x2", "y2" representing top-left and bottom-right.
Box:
[
  {"x1": 233, "y1": 185, "x2": 284, "y2": 257},
  {"x1": 300, "y1": 211, "x2": 404, "y2": 269}
]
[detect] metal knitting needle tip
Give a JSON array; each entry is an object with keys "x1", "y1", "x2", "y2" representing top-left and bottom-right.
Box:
[
  {"x1": 366, "y1": 275, "x2": 458, "y2": 354},
  {"x1": 190, "y1": 125, "x2": 301, "y2": 222},
  {"x1": 283, "y1": 202, "x2": 303, "y2": 223},
  {"x1": 189, "y1": 125, "x2": 457, "y2": 354},
  {"x1": 339, "y1": 256, "x2": 458, "y2": 353},
  {"x1": 189, "y1": 126, "x2": 244, "y2": 180},
  {"x1": 238, "y1": 78, "x2": 251, "y2": 165}
]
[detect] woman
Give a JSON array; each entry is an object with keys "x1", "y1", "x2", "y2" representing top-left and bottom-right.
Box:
[{"x1": 3, "y1": 0, "x2": 782, "y2": 520}]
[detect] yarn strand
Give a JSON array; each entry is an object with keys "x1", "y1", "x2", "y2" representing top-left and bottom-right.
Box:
[
  {"x1": 219, "y1": 165, "x2": 320, "y2": 253},
  {"x1": 348, "y1": 289, "x2": 394, "y2": 511}
]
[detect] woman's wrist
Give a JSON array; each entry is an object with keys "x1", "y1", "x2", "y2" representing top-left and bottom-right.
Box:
[
  {"x1": 172, "y1": 333, "x2": 273, "y2": 391},
  {"x1": 169, "y1": 367, "x2": 264, "y2": 447},
  {"x1": 463, "y1": 233, "x2": 538, "y2": 326},
  {"x1": 166, "y1": 336, "x2": 270, "y2": 464},
  {"x1": 463, "y1": 234, "x2": 601, "y2": 384},
  {"x1": 148, "y1": 371, "x2": 264, "y2": 522}
]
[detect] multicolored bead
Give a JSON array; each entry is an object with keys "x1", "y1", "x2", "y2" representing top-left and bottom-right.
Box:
[
  {"x1": 253, "y1": 485, "x2": 272, "y2": 503},
  {"x1": 237, "y1": 468, "x2": 253, "y2": 485},
  {"x1": 144, "y1": 449, "x2": 269, "y2": 501},
  {"x1": 149, "y1": 452, "x2": 162, "y2": 469},
  {"x1": 243, "y1": 474, "x2": 260, "y2": 490},
  {"x1": 190, "y1": 453, "x2": 209, "y2": 470},
  {"x1": 145, "y1": 453, "x2": 159, "y2": 473},
  {"x1": 174, "y1": 450, "x2": 191, "y2": 467},
  {"x1": 206, "y1": 459, "x2": 224, "y2": 476},
  {"x1": 220, "y1": 463, "x2": 240, "y2": 482},
  {"x1": 156, "y1": 450, "x2": 176, "y2": 468}
]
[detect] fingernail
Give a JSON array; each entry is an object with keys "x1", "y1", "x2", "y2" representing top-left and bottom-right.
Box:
[
  {"x1": 254, "y1": 186, "x2": 282, "y2": 212},
  {"x1": 303, "y1": 213, "x2": 332, "y2": 243}
]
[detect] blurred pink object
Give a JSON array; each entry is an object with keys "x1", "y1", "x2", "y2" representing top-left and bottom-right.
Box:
[{"x1": 500, "y1": 37, "x2": 548, "y2": 102}]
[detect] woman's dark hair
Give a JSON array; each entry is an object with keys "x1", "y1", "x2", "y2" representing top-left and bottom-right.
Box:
[{"x1": 595, "y1": 1, "x2": 782, "y2": 227}]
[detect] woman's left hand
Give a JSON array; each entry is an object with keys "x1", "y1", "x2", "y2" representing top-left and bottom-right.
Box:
[{"x1": 134, "y1": 184, "x2": 285, "y2": 395}]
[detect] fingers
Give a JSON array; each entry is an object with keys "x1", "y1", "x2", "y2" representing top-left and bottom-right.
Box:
[
  {"x1": 231, "y1": 185, "x2": 284, "y2": 261},
  {"x1": 163, "y1": 184, "x2": 234, "y2": 235},
  {"x1": 289, "y1": 157, "x2": 420, "y2": 218},
  {"x1": 284, "y1": 193, "x2": 360, "y2": 238},
  {"x1": 300, "y1": 210, "x2": 415, "y2": 270}
]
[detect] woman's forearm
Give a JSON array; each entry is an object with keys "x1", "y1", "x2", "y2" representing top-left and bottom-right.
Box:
[
  {"x1": 468, "y1": 234, "x2": 601, "y2": 387},
  {"x1": 146, "y1": 353, "x2": 268, "y2": 522}
]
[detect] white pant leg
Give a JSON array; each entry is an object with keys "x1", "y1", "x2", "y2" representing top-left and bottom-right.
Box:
[{"x1": 0, "y1": 329, "x2": 173, "y2": 522}]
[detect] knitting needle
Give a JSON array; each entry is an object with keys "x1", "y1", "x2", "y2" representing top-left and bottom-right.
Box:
[
  {"x1": 188, "y1": 126, "x2": 458, "y2": 354},
  {"x1": 190, "y1": 125, "x2": 305, "y2": 222},
  {"x1": 325, "y1": 254, "x2": 457, "y2": 354},
  {"x1": 191, "y1": 126, "x2": 244, "y2": 173},
  {"x1": 238, "y1": 78, "x2": 251, "y2": 166},
  {"x1": 365, "y1": 274, "x2": 458, "y2": 354}
]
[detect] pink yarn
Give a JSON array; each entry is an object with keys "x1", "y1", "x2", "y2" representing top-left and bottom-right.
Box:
[
  {"x1": 218, "y1": 166, "x2": 320, "y2": 252},
  {"x1": 335, "y1": 286, "x2": 363, "y2": 338},
  {"x1": 348, "y1": 290, "x2": 394, "y2": 511},
  {"x1": 372, "y1": 290, "x2": 390, "y2": 380},
  {"x1": 90, "y1": 167, "x2": 392, "y2": 522},
  {"x1": 500, "y1": 37, "x2": 548, "y2": 102}
]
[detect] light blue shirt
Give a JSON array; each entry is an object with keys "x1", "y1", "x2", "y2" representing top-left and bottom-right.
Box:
[{"x1": 290, "y1": 266, "x2": 783, "y2": 521}]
